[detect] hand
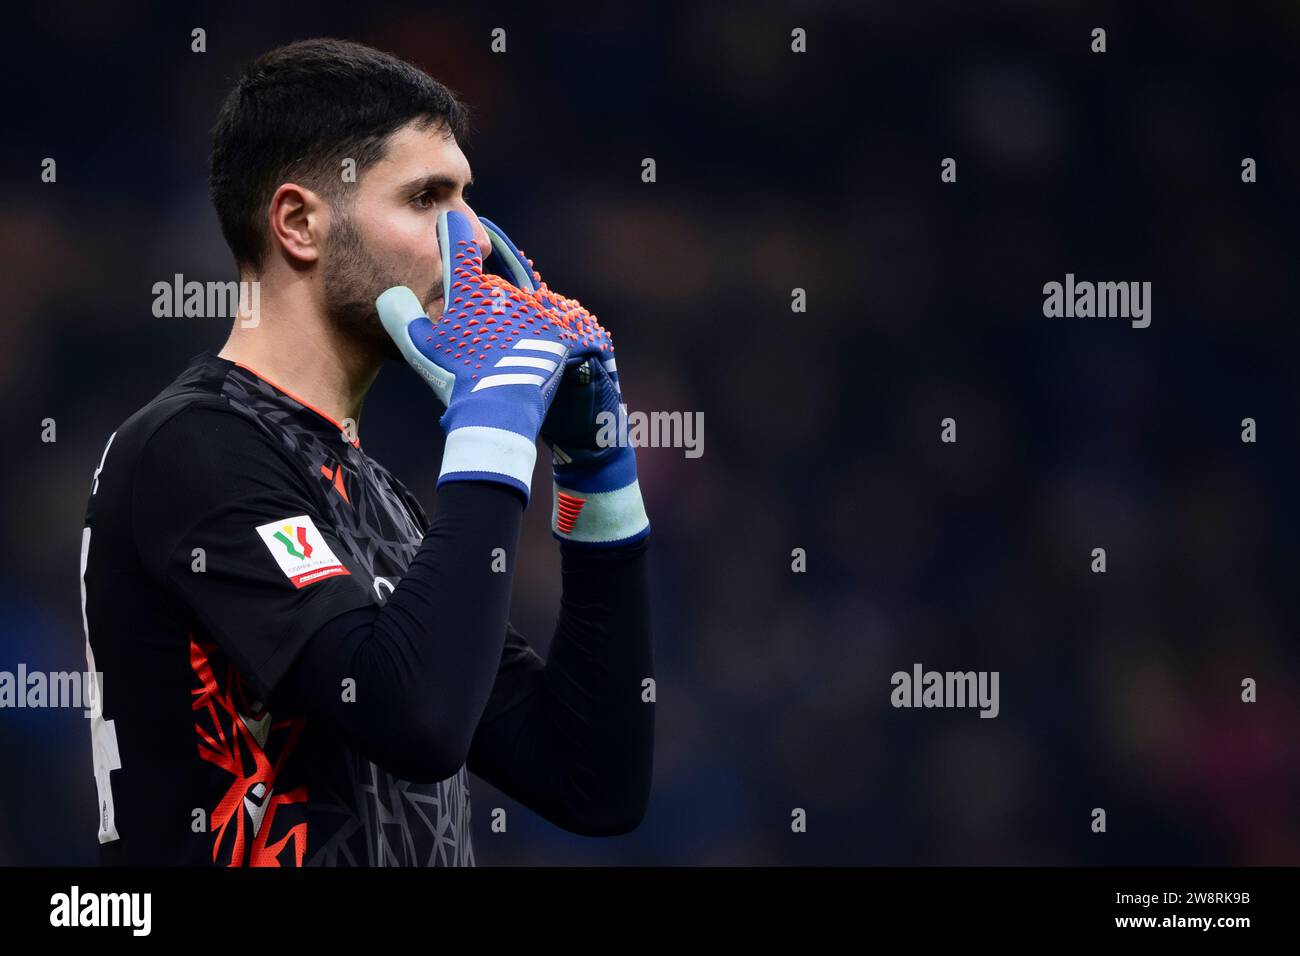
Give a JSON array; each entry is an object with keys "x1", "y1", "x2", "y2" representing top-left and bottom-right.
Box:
[
  {"x1": 376, "y1": 210, "x2": 599, "y2": 503},
  {"x1": 478, "y1": 217, "x2": 649, "y2": 546}
]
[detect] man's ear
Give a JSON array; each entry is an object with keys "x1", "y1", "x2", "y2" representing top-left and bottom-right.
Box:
[{"x1": 267, "y1": 182, "x2": 325, "y2": 265}]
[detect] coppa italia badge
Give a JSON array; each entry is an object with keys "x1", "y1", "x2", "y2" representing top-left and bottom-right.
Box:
[{"x1": 255, "y1": 515, "x2": 350, "y2": 589}]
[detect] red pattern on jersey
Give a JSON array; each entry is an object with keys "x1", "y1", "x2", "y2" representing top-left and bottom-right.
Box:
[{"x1": 190, "y1": 637, "x2": 309, "y2": 866}]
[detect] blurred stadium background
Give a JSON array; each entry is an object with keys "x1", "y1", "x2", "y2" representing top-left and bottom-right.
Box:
[{"x1": 1, "y1": 1, "x2": 1297, "y2": 864}]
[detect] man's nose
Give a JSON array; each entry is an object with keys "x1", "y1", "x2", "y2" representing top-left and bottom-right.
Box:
[{"x1": 455, "y1": 201, "x2": 492, "y2": 261}]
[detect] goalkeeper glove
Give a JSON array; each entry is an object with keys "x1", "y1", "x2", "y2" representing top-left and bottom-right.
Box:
[
  {"x1": 376, "y1": 210, "x2": 603, "y2": 503},
  {"x1": 478, "y1": 217, "x2": 650, "y2": 547}
]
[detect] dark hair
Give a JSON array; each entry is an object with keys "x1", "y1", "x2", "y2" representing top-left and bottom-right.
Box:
[{"x1": 209, "y1": 38, "x2": 469, "y2": 271}]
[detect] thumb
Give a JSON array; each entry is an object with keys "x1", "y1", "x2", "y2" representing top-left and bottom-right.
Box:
[{"x1": 440, "y1": 209, "x2": 484, "y2": 302}]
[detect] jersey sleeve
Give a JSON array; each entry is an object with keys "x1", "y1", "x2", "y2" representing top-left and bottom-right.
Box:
[{"x1": 131, "y1": 402, "x2": 375, "y2": 702}]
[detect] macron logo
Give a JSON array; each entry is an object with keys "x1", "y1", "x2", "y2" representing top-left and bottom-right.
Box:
[{"x1": 50, "y1": 885, "x2": 151, "y2": 936}]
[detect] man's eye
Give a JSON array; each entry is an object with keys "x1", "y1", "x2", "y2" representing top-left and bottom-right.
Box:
[{"x1": 411, "y1": 192, "x2": 435, "y2": 209}]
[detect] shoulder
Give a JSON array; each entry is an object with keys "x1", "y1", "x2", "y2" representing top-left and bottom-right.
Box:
[
  {"x1": 116, "y1": 391, "x2": 290, "y2": 487},
  {"x1": 115, "y1": 386, "x2": 327, "y2": 582},
  {"x1": 101, "y1": 352, "x2": 270, "y2": 472},
  {"x1": 101, "y1": 362, "x2": 315, "y2": 529},
  {"x1": 86, "y1": 355, "x2": 317, "y2": 577}
]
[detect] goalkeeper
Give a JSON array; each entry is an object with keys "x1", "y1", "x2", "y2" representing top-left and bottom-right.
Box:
[{"x1": 78, "y1": 38, "x2": 652, "y2": 867}]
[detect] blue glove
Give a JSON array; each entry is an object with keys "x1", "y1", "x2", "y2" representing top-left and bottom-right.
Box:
[
  {"x1": 479, "y1": 217, "x2": 649, "y2": 547},
  {"x1": 376, "y1": 210, "x2": 588, "y2": 503}
]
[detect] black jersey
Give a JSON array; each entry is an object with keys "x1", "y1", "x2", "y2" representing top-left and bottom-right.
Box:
[{"x1": 81, "y1": 352, "x2": 476, "y2": 866}]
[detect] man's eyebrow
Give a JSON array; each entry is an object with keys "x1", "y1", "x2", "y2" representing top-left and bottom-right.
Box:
[{"x1": 397, "y1": 173, "x2": 474, "y2": 195}]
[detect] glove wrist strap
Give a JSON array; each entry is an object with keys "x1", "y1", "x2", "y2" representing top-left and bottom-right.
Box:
[
  {"x1": 440, "y1": 426, "x2": 537, "y2": 501},
  {"x1": 551, "y1": 478, "x2": 649, "y2": 546}
]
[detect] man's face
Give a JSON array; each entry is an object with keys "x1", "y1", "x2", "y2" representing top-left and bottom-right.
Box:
[{"x1": 321, "y1": 120, "x2": 488, "y2": 352}]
